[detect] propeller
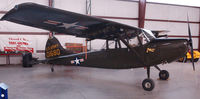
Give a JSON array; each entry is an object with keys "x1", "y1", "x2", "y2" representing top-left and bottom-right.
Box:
[{"x1": 187, "y1": 15, "x2": 195, "y2": 71}]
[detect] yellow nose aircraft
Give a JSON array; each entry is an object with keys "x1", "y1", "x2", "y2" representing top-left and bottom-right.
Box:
[{"x1": 179, "y1": 50, "x2": 200, "y2": 62}]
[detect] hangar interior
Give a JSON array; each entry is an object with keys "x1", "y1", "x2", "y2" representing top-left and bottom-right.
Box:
[
  {"x1": 0, "y1": 0, "x2": 200, "y2": 99},
  {"x1": 0, "y1": 0, "x2": 199, "y2": 65}
]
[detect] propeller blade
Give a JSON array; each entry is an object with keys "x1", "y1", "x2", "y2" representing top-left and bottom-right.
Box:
[
  {"x1": 190, "y1": 44, "x2": 195, "y2": 71},
  {"x1": 187, "y1": 15, "x2": 195, "y2": 71}
]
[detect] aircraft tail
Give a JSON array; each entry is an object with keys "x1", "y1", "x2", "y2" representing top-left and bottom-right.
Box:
[{"x1": 45, "y1": 37, "x2": 73, "y2": 59}]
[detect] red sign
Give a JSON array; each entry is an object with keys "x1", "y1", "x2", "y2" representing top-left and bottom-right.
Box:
[
  {"x1": 4, "y1": 47, "x2": 34, "y2": 53},
  {"x1": 3, "y1": 37, "x2": 34, "y2": 53}
]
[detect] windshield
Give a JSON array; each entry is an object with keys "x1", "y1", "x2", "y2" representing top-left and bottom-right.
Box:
[{"x1": 142, "y1": 29, "x2": 156, "y2": 41}]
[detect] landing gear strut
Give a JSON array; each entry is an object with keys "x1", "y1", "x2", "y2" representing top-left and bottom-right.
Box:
[
  {"x1": 154, "y1": 65, "x2": 169, "y2": 80},
  {"x1": 142, "y1": 66, "x2": 155, "y2": 91},
  {"x1": 142, "y1": 66, "x2": 169, "y2": 91}
]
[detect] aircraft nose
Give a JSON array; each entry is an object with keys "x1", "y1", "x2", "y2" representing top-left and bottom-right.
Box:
[
  {"x1": 164, "y1": 39, "x2": 188, "y2": 63},
  {"x1": 175, "y1": 39, "x2": 188, "y2": 58}
]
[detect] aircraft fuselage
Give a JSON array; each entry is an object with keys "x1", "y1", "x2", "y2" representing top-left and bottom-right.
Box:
[{"x1": 48, "y1": 38, "x2": 188, "y2": 69}]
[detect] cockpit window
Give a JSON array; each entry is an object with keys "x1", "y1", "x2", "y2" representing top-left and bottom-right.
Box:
[
  {"x1": 129, "y1": 29, "x2": 155, "y2": 47},
  {"x1": 142, "y1": 29, "x2": 156, "y2": 41}
]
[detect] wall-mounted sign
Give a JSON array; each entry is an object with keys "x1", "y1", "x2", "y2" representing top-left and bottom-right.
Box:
[{"x1": 0, "y1": 35, "x2": 36, "y2": 53}]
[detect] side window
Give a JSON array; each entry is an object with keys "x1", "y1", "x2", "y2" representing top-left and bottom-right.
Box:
[
  {"x1": 129, "y1": 33, "x2": 144, "y2": 47},
  {"x1": 141, "y1": 32, "x2": 149, "y2": 45},
  {"x1": 129, "y1": 31, "x2": 150, "y2": 47}
]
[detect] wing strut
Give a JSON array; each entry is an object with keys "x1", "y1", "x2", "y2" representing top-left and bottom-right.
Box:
[
  {"x1": 117, "y1": 39, "x2": 122, "y2": 48},
  {"x1": 114, "y1": 39, "x2": 121, "y2": 49},
  {"x1": 106, "y1": 40, "x2": 109, "y2": 50}
]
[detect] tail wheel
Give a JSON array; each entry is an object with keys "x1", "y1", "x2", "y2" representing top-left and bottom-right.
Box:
[
  {"x1": 51, "y1": 67, "x2": 54, "y2": 72},
  {"x1": 51, "y1": 65, "x2": 54, "y2": 72},
  {"x1": 142, "y1": 78, "x2": 155, "y2": 91},
  {"x1": 159, "y1": 70, "x2": 169, "y2": 80}
]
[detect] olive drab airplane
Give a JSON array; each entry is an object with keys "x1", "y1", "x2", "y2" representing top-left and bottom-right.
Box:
[{"x1": 0, "y1": 3, "x2": 195, "y2": 91}]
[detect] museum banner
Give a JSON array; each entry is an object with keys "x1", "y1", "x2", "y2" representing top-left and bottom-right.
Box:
[{"x1": 0, "y1": 35, "x2": 36, "y2": 53}]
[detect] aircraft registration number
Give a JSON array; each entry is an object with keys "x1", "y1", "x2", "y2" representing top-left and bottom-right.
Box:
[{"x1": 46, "y1": 49, "x2": 60, "y2": 58}]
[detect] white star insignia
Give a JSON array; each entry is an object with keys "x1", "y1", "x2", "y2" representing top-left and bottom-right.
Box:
[
  {"x1": 59, "y1": 22, "x2": 78, "y2": 29},
  {"x1": 1, "y1": 94, "x2": 4, "y2": 98},
  {"x1": 59, "y1": 22, "x2": 88, "y2": 30},
  {"x1": 70, "y1": 57, "x2": 84, "y2": 65},
  {"x1": 74, "y1": 58, "x2": 80, "y2": 65},
  {"x1": 44, "y1": 20, "x2": 88, "y2": 30}
]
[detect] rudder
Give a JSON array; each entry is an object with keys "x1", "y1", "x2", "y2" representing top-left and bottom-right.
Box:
[{"x1": 45, "y1": 37, "x2": 73, "y2": 59}]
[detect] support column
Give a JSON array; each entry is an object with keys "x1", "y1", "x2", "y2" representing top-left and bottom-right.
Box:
[
  {"x1": 48, "y1": 0, "x2": 54, "y2": 37},
  {"x1": 86, "y1": 0, "x2": 92, "y2": 50},
  {"x1": 86, "y1": 0, "x2": 91, "y2": 15},
  {"x1": 138, "y1": 0, "x2": 146, "y2": 28},
  {"x1": 48, "y1": 0, "x2": 53, "y2": 7},
  {"x1": 198, "y1": 23, "x2": 200, "y2": 51}
]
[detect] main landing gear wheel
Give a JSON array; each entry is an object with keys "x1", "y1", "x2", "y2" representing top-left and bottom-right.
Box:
[
  {"x1": 159, "y1": 70, "x2": 169, "y2": 80},
  {"x1": 142, "y1": 78, "x2": 155, "y2": 91},
  {"x1": 142, "y1": 67, "x2": 155, "y2": 91}
]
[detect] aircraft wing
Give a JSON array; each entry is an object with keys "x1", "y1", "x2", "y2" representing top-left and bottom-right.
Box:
[{"x1": 1, "y1": 3, "x2": 141, "y2": 40}]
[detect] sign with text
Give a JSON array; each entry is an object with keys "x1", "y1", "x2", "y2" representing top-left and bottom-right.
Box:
[{"x1": 0, "y1": 35, "x2": 36, "y2": 53}]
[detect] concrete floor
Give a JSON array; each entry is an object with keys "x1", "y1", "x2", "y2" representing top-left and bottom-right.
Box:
[{"x1": 0, "y1": 62, "x2": 200, "y2": 99}]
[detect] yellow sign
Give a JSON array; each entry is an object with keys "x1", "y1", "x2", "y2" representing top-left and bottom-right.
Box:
[{"x1": 146, "y1": 48, "x2": 155, "y2": 53}]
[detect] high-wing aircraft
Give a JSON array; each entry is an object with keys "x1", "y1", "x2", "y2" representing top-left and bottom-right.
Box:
[{"x1": 0, "y1": 3, "x2": 195, "y2": 91}]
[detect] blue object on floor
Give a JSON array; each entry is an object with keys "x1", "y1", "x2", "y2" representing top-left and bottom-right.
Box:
[{"x1": 0, "y1": 83, "x2": 8, "y2": 99}]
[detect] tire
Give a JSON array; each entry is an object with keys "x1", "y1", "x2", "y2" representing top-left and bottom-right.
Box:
[
  {"x1": 159, "y1": 70, "x2": 169, "y2": 80},
  {"x1": 22, "y1": 53, "x2": 33, "y2": 67},
  {"x1": 194, "y1": 58, "x2": 199, "y2": 62},
  {"x1": 190, "y1": 58, "x2": 199, "y2": 62},
  {"x1": 142, "y1": 78, "x2": 155, "y2": 91}
]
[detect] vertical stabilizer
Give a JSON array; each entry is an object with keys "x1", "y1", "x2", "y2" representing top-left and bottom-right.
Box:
[{"x1": 45, "y1": 37, "x2": 73, "y2": 59}]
